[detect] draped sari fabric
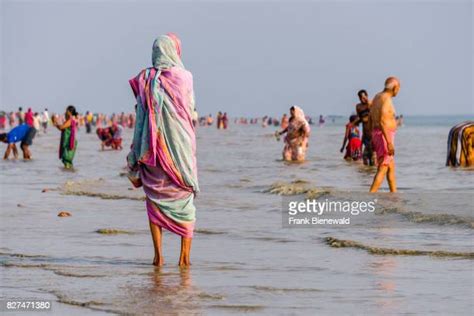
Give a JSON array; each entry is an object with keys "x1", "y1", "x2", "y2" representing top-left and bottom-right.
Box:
[
  {"x1": 446, "y1": 121, "x2": 474, "y2": 167},
  {"x1": 283, "y1": 106, "x2": 310, "y2": 161},
  {"x1": 127, "y1": 34, "x2": 198, "y2": 238},
  {"x1": 59, "y1": 118, "x2": 77, "y2": 168}
]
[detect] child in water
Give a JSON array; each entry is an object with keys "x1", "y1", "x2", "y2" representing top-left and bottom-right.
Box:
[{"x1": 340, "y1": 115, "x2": 362, "y2": 161}]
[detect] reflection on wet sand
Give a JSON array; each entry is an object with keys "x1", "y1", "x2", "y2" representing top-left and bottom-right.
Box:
[{"x1": 136, "y1": 267, "x2": 203, "y2": 315}]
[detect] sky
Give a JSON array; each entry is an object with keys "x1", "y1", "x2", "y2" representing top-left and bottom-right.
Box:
[{"x1": 1, "y1": 0, "x2": 473, "y2": 117}]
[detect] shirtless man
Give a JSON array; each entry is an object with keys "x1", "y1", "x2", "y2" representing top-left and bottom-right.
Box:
[
  {"x1": 354, "y1": 90, "x2": 374, "y2": 165},
  {"x1": 369, "y1": 77, "x2": 400, "y2": 193}
]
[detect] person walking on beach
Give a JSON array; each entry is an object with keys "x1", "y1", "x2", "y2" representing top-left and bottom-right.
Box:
[
  {"x1": 127, "y1": 33, "x2": 199, "y2": 267},
  {"x1": 53, "y1": 105, "x2": 78, "y2": 169},
  {"x1": 369, "y1": 77, "x2": 400, "y2": 193},
  {"x1": 278, "y1": 106, "x2": 311, "y2": 162},
  {"x1": 354, "y1": 90, "x2": 375, "y2": 165}
]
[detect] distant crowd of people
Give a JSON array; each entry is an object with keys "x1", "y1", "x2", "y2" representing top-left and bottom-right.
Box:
[{"x1": 0, "y1": 107, "x2": 136, "y2": 166}]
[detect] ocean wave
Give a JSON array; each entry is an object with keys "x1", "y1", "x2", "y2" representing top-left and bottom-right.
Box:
[
  {"x1": 45, "y1": 290, "x2": 116, "y2": 314},
  {"x1": 0, "y1": 252, "x2": 47, "y2": 258},
  {"x1": 210, "y1": 304, "x2": 265, "y2": 312},
  {"x1": 95, "y1": 228, "x2": 134, "y2": 235},
  {"x1": 197, "y1": 292, "x2": 225, "y2": 300},
  {"x1": 375, "y1": 207, "x2": 474, "y2": 228},
  {"x1": 246, "y1": 285, "x2": 322, "y2": 293},
  {"x1": 195, "y1": 229, "x2": 226, "y2": 235},
  {"x1": 264, "y1": 180, "x2": 330, "y2": 198},
  {"x1": 2, "y1": 262, "x2": 108, "y2": 278},
  {"x1": 248, "y1": 236, "x2": 296, "y2": 243},
  {"x1": 325, "y1": 237, "x2": 474, "y2": 259}
]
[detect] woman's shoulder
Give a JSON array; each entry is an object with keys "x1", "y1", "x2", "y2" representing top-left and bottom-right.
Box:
[
  {"x1": 170, "y1": 67, "x2": 193, "y2": 79},
  {"x1": 131, "y1": 68, "x2": 155, "y2": 80}
]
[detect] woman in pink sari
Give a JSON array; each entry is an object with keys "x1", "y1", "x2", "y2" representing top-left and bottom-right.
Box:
[
  {"x1": 278, "y1": 106, "x2": 311, "y2": 162},
  {"x1": 127, "y1": 34, "x2": 198, "y2": 267}
]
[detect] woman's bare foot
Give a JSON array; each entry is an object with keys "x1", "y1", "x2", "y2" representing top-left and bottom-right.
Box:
[
  {"x1": 153, "y1": 254, "x2": 164, "y2": 266},
  {"x1": 178, "y1": 257, "x2": 191, "y2": 267},
  {"x1": 149, "y1": 221, "x2": 163, "y2": 266},
  {"x1": 178, "y1": 237, "x2": 192, "y2": 267}
]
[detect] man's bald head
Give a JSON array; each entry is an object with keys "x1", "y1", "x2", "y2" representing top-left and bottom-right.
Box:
[{"x1": 384, "y1": 76, "x2": 400, "y2": 96}]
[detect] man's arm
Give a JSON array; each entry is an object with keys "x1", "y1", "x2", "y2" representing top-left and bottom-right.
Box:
[{"x1": 380, "y1": 99, "x2": 395, "y2": 155}]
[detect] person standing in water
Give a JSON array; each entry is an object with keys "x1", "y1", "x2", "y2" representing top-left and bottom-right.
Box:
[
  {"x1": 340, "y1": 115, "x2": 362, "y2": 161},
  {"x1": 369, "y1": 77, "x2": 400, "y2": 193},
  {"x1": 280, "y1": 113, "x2": 289, "y2": 130},
  {"x1": 17, "y1": 107, "x2": 25, "y2": 125},
  {"x1": 353, "y1": 90, "x2": 374, "y2": 166},
  {"x1": 42, "y1": 108, "x2": 49, "y2": 133},
  {"x1": 127, "y1": 33, "x2": 199, "y2": 267},
  {"x1": 53, "y1": 105, "x2": 78, "y2": 169},
  {"x1": 318, "y1": 115, "x2": 325, "y2": 126},
  {"x1": 217, "y1": 111, "x2": 224, "y2": 129},
  {"x1": 278, "y1": 106, "x2": 311, "y2": 162},
  {"x1": 222, "y1": 112, "x2": 229, "y2": 129},
  {"x1": 85, "y1": 111, "x2": 93, "y2": 133}
]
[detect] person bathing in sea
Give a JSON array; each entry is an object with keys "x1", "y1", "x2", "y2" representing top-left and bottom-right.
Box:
[
  {"x1": 222, "y1": 112, "x2": 229, "y2": 129},
  {"x1": 0, "y1": 123, "x2": 36, "y2": 160},
  {"x1": 127, "y1": 33, "x2": 199, "y2": 267},
  {"x1": 369, "y1": 77, "x2": 400, "y2": 193},
  {"x1": 53, "y1": 105, "x2": 78, "y2": 169},
  {"x1": 353, "y1": 90, "x2": 375, "y2": 166},
  {"x1": 280, "y1": 113, "x2": 289, "y2": 130},
  {"x1": 111, "y1": 124, "x2": 123, "y2": 150},
  {"x1": 340, "y1": 114, "x2": 362, "y2": 161},
  {"x1": 277, "y1": 106, "x2": 311, "y2": 162},
  {"x1": 96, "y1": 126, "x2": 113, "y2": 150},
  {"x1": 206, "y1": 114, "x2": 213, "y2": 126}
]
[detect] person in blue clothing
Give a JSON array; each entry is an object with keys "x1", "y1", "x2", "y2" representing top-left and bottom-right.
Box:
[{"x1": 0, "y1": 124, "x2": 36, "y2": 160}]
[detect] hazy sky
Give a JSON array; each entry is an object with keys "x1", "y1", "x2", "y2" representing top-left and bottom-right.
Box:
[{"x1": 1, "y1": 0, "x2": 472, "y2": 116}]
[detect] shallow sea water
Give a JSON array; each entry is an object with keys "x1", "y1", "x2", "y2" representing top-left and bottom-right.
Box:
[{"x1": 1, "y1": 117, "x2": 473, "y2": 315}]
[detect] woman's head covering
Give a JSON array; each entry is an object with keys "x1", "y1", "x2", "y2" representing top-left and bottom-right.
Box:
[
  {"x1": 166, "y1": 32, "x2": 182, "y2": 57},
  {"x1": 129, "y1": 33, "x2": 198, "y2": 194},
  {"x1": 289, "y1": 106, "x2": 310, "y2": 134},
  {"x1": 152, "y1": 34, "x2": 184, "y2": 70},
  {"x1": 293, "y1": 106, "x2": 306, "y2": 122}
]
